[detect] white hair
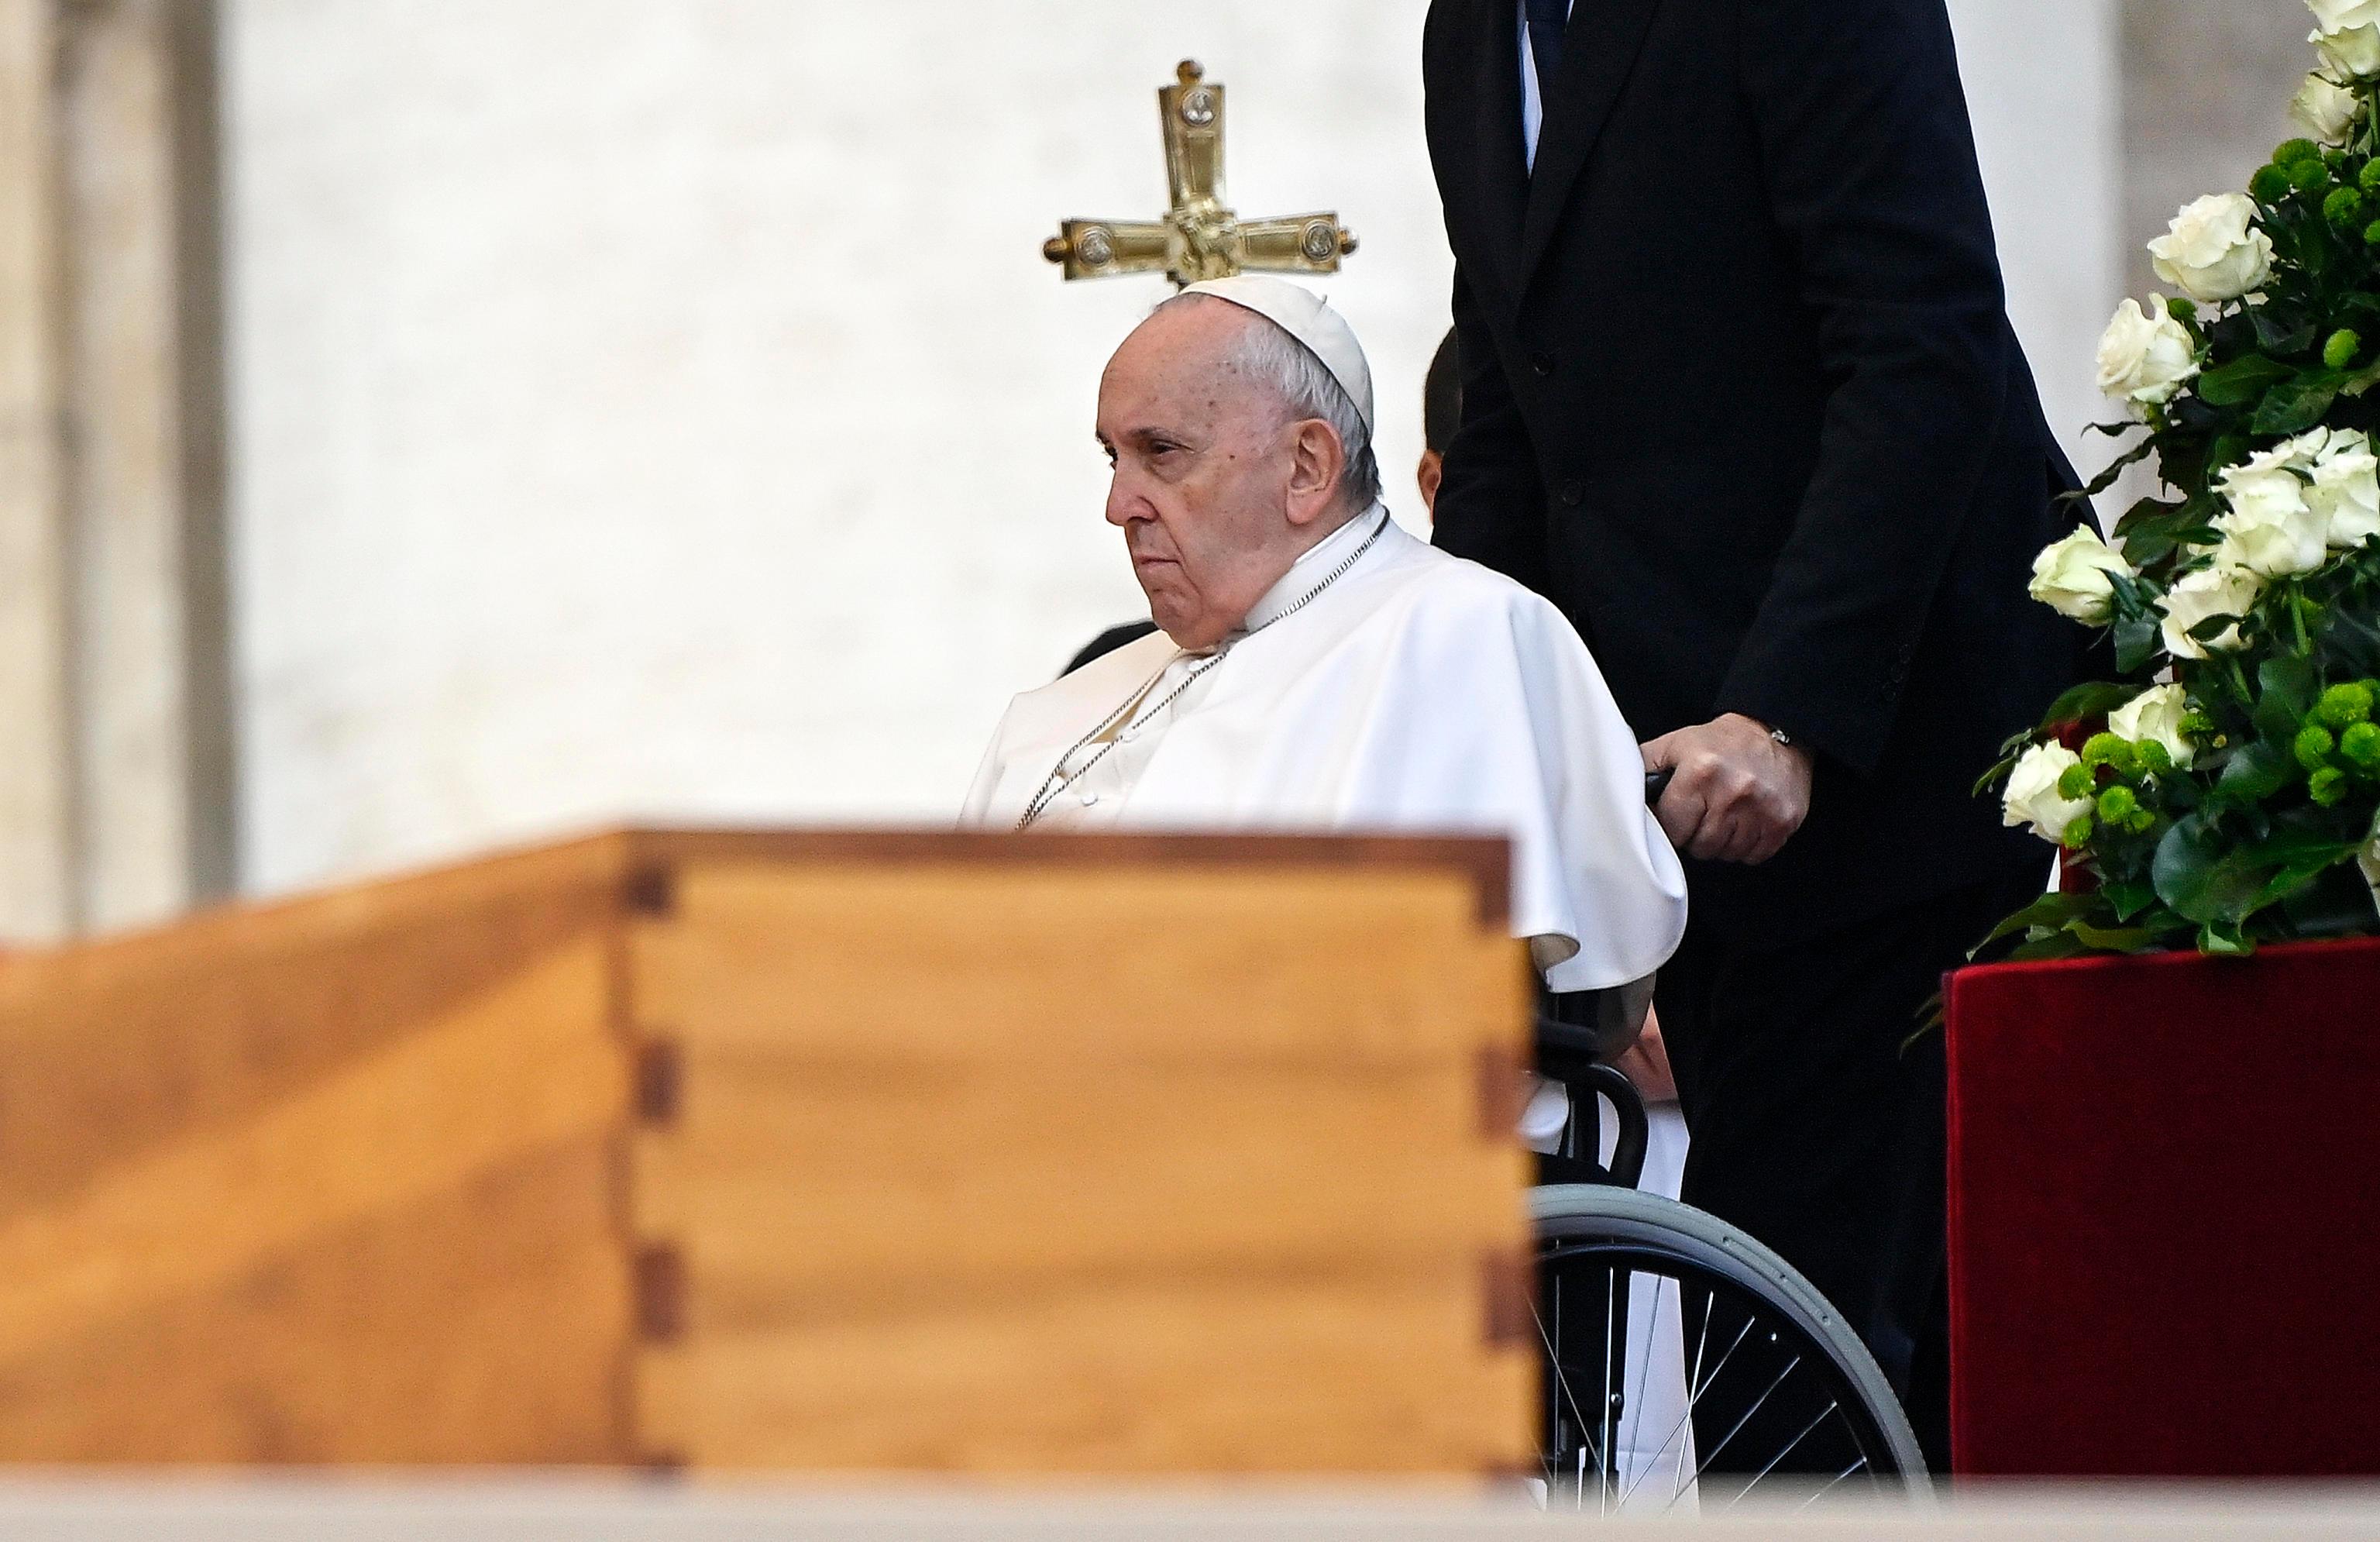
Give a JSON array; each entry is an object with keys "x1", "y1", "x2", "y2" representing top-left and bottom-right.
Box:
[{"x1": 1158, "y1": 292, "x2": 1382, "y2": 514}]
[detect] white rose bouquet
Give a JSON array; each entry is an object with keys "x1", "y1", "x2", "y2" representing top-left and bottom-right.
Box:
[{"x1": 1979, "y1": 1, "x2": 2380, "y2": 959}]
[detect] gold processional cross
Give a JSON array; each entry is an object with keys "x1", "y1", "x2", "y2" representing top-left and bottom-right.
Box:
[{"x1": 1041, "y1": 61, "x2": 1357, "y2": 288}]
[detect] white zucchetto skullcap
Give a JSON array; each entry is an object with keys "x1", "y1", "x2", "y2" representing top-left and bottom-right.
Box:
[{"x1": 1180, "y1": 275, "x2": 1376, "y2": 440}]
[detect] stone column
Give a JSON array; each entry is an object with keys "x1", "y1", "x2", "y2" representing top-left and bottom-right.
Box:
[
  {"x1": 0, "y1": 0, "x2": 229, "y2": 943},
  {"x1": 59, "y1": 0, "x2": 230, "y2": 931},
  {"x1": 0, "y1": 0, "x2": 75, "y2": 943}
]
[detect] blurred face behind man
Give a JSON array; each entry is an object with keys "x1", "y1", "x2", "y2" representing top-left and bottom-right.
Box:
[
  {"x1": 1096, "y1": 298, "x2": 1353, "y2": 651},
  {"x1": 1417, "y1": 325, "x2": 1461, "y2": 521}
]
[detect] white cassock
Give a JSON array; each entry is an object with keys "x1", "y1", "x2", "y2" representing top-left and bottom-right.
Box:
[{"x1": 961, "y1": 503, "x2": 1687, "y2": 994}]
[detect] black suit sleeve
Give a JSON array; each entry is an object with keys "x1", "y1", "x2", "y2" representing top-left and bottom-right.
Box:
[
  {"x1": 1709, "y1": 0, "x2": 2012, "y2": 777},
  {"x1": 1429, "y1": 263, "x2": 1553, "y2": 595}
]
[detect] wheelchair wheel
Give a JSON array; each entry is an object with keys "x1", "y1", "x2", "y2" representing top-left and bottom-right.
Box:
[{"x1": 1529, "y1": 1184, "x2": 1930, "y2": 1513}]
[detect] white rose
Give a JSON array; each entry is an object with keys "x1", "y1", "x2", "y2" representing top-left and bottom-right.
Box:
[
  {"x1": 2027, "y1": 525, "x2": 2134, "y2": 625},
  {"x1": 2148, "y1": 194, "x2": 2276, "y2": 304},
  {"x1": 2314, "y1": 0, "x2": 2380, "y2": 31},
  {"x1": 2293, "y1": 72, "x2": 2363, "y2": 143},
  {"x1": 2095, "y1": 296, "x2": 2199, "y2": 411},
  {"x1": 2107, "y1": 683, "x2": 2197, "y2": 770},
  {"x1": 2308, "y1": 428, "x2": 2380, "y2": 549},
  {"x1": 2316, "y1": 22, "x2": 2380, "y2": 80},
  {"x1": 2158, "y1": 562, "x2": 2264, "y2": 659},
  {"x1": 2002, "y1": 741, "x2": 2094, "y2": 845},
  {"x1": 2213, "y1": 446, "x2": 2329, "y2": 577}
]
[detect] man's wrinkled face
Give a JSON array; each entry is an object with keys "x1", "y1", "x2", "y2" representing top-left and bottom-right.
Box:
[{"x1": 1095, "y1": 301, "x2": 1310, "y2": 650}]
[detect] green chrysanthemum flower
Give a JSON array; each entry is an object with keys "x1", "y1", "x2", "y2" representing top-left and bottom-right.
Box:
[
  {"x1": 2253, "y1": 163, "x2": 2297, "y2": 204},
  {"x1": 2277, "y1": 137, "x2": 2322, "y2": 167},
  {"x1": 2127, "y1": 810, "x2": 2158, "y2": 835},
  {"x1": 2137, "y1": 738, "x2": 2174, "y2": 775},
  {"x1": 2292, "y1": 158, "x2": 2334, "y2": 193},
  {"x1": 2328, "y1": 188, "x2": 2367, "y2": 229},
  {"x1": 2057, "y1": 762, "x2": 2096, "y2": 800},
  {"x1": 2317, "y1": 681, "x2": 2375, "y2": 728},
  {"x1": 2296, "y1": 722, "x2": 2338, "y2": 771},
  {"x1": 2096, "y1": 785, "x2": 2139, "y2": 824},
  {"x1": 2180, "y1": 711, "x2": 2217, "y2": 738},
  {"x1": 2343, "y1": 721, "x2": 2380, "y2": 770},
  {"x1": 2079, "y1": 731, "x2": 2133, "y2": 770},
  {"x1": 2327, "y1": 329, "x2": 2365, "y2": 369},
  {"x1": 2060, "y1": 815, "x2": 2096, "y2": 849},
  {"x1": 2365, "y1": 218, "x2": 2380, "y2": 246},
  {"x1": 2310, "y1": 766, "x2": 2350, "y2": 807}
]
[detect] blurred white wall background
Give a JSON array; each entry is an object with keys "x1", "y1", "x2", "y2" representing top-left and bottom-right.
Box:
[{"x1": 225, "y1": 0, "x2": 2118, "y2": 897}]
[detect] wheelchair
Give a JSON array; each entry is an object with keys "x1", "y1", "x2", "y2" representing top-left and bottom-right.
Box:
[{"x1": 1518, "y1": 781, "x2": 1932, "y2": 1511}]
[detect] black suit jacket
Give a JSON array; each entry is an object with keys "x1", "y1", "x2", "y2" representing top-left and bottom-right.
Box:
[{"x1": 1424, "y1": 0, "x2": 2089, "y2": 936}]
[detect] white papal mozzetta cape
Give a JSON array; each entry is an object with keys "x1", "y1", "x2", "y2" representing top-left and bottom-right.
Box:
[{"x1": 962, "y1": 508, "x2": 1687, "y2": 993}]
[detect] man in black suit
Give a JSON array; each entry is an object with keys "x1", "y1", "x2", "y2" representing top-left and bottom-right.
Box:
[{"x1": 1422, "y1": 0, "x2": 2086, "y2": 1469}]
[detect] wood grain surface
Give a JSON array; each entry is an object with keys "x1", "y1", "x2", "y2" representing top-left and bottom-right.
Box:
[
  {"x1": 628, "y1": 842, "x2": 1533, "y2": 1475},
  {"x1": 0, "y1": 829, "x2": 1531, "y2": 1474}
]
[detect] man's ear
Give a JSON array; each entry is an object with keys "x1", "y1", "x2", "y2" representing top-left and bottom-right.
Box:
[
  {"x1": 1416, "y1": 450, "x2": 1443, "y2": 518},
  {"x1": 1282, "y1": 418, "x2": 1348, "y2": 528}
]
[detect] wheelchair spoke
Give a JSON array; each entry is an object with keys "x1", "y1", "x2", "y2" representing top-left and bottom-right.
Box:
[
  {"x1": 1673, "y1": 1289, "x2": 1718, "y2": 1504},
  {"x1": 1626, "y1": 1269, "x2": 1663, "y2": 1487},
  {"x1": 1531, "y1": 1297, "x2": 1603, "y2": 1482},
  {"x1": 1725, "y1": 1398, "x2": 1842, "y2": 1506},
  {"x1": 1665, "y1": 1351, "x2": 1802, "y2": 1510},
  {"x1": 1599, "y1": 1264, "x2": 1615, "y2": 1515},
  {"x1": 1638, "y1": 1310, "x2": 1753, "y2": 1506},
  {"x1": 1623, "y1": 1306, "x2": 1752, "y2": 1511},
  {"x1": 1615, "y1": 1275, "x2": 1690, "y2": 1510},
  {"x1": 1795, "y1": 1455, "x2": 1873, "y2": 1510}
]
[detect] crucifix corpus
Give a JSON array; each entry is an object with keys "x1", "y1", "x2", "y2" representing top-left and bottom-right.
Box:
[{"x1": 1041, "y1": 60, "x2": 1358, "y2": 289}]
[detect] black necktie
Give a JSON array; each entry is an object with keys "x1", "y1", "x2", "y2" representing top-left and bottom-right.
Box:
[{"x1": 1525, "y1": 0, "x2": 1568, "y2": 107}]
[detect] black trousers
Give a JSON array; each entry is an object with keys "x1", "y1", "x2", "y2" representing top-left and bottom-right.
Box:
[{"x1": 1653, "y1": 865, "x2": 2045, "y2": 1478}]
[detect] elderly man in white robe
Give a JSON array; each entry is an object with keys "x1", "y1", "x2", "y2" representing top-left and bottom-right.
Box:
[{"x1": 965, "y1": 275, "x2": 1685, "y2": 1052}]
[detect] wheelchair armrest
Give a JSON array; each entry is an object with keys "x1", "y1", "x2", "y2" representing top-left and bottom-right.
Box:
[
  {"x1": 1533, "y1": 974, "x2": 1657, "y2": 1079},
  {"x1": 1532, "y1": 1012, "x2": 1611, "y2": 1085}
]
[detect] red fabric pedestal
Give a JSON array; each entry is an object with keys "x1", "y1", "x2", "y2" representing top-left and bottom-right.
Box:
[{"x1": 1946, "y1": 935, "x2": 2380, "y2": 1477}]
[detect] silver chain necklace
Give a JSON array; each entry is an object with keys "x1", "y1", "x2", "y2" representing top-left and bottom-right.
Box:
[{"x1": 1014, "y1": 508, "x2": 1391, "y2": 831}]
